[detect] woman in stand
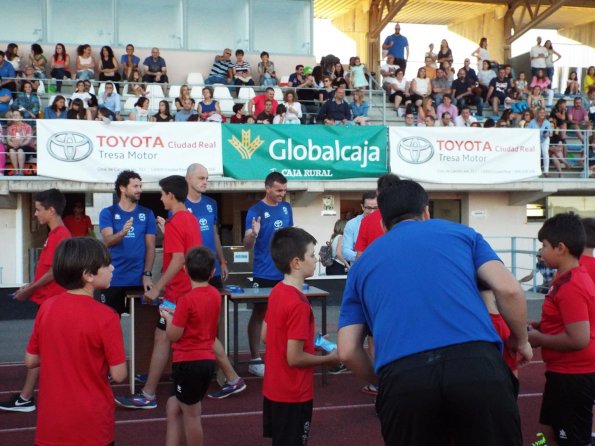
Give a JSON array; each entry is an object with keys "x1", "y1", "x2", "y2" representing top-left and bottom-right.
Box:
[
  {"x1": 326, "y1": 219, "x2": 349, "y2": 276},
  {"x1": 530, "y1": 68, "x2": 554, "y2": 107},
  {"x1": 50, "y1": 43, "x2": 71, "y2": 93},
  {"x1": 283, "y1": 89, "x2": 302, "y2": 124},
  {"x1": 543, "y1": 40, "x2": 561, "y2": 83},
  {"x1": 197, "y1": 86, "x2": 222, "y2": 122},
  {"x1": 67, "y1": 98, "x2": 86, "y2": 120},
  {"x1": 126, "y1": 69, "x2": 147, "y2": 97},
  {"x1": 29, "y1": 44, "x2": 47, "y2": 79},
  {"x1": 471, "y1": 37, "x2": 491, "y2": 71},
  {"x1": 97, "y1": 46, "x2": 121, "y2": 92},
  {"x1": 583, "y1": 66, "x2": 594, "y2": 94},
  {"x1": 477, "y1": 60, "x2": 496, "y2": 100},
  {"x1": 528, "y1": 107, "x2": 552, "y2": 177},
  {"x1": 437, "y1": 39, "x2": 453, "y2": 68},
  {"x1": 75, "y1": 44, "x2": 95, "y2": 80},
  {"x1": 44, "y1": 95, "x2": 67, "y2": 119},
  {"x1": 528, "y1": 85, "x2": 546, "y2": 113},
  {"x1": 6, "y1": 110, "x2": 34, "y2": 176},
  {"x1": 174, "y1": 84, "x2": 193, "y2": 110},
  {"x1": 5, "y1": 43, "x2": 21, "y2": 75},
  {"x1": 409, "y1": 67, "x2": 432, "y2": 110},
  {"x1": 153, "y1": 100, "x2": 173, "y2": 122},
  {"x1": 389, "y1": 68, "x2": 409, "y2": 112},
  {"x1": 128, "y1": 97, "x2": 152, "y2": 122},
  {"x1": 564, "y1": 71, "x2": 580, "y2": 95},
  {"x1": 13, "y1": 81, "x2": 40, "y2": 124}
]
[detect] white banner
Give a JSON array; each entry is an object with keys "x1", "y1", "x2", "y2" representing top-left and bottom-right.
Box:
[
  {"x1": 389, "y1": 127, "x2": 541, "y2": 184},
  {"x1": 37, "y1": 121, "x2": 223, "y2": 182}
]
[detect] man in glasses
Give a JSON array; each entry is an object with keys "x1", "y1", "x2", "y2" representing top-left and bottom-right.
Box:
[
  {"x1": 206, "y1": 48, "x2": 234, "y2": 85},
  {"x1": 342, "y1": 191, "x2": 378, "y2": 265}
]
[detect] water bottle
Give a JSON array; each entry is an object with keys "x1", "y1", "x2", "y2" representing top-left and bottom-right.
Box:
[
  {"x1": 315, "y1": 333, "x2": 337, "y2": 353},
  {"x1": 253, "y1": 282, "x2": 259, "y2": 293}
]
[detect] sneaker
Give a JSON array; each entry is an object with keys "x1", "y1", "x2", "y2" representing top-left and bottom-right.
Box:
[
  {"x1": 0, "y1": 394, "x2": 36, "y2": 412},
  {"x1": 134, "y1": 373, "x2": 148, "y2": 384},
  {"x1": 115, "y1": 392, "x2": 157, "y2": 409},
  {"x1": 361, "y1": 384, "x2": 378, "y2": 396},
  {"x1": 329, "y1": 363, "x2": 349, "y2": 375},
  {"x1": 207, "y1": 378, "x2": 247, "y2": 399},
  {"x1": 248, "y1": 363, "x2": 265, "y2": 377}
]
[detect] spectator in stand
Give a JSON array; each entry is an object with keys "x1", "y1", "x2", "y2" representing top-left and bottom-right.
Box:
[
  {"x1": 0, "y1": 86, "x2": 10, "y2": 117},
  {"x1": 382, "y1": 23, "x2": 409, "y2": 73},
  {"x1": 175, "y1": 98, "x2": 198, "y2": 122},
  {"x1": 154, "y1": 100, "x2": 173, "y2": 122},
  {"x1": 550, "y1": 98, "x2": 569, "y2": 140},
  {"x1": 332, "y1": 63, "x2": 351, "y2": 93},
  {"x1": 565, "y1": 71, "x2": 580, "y2": 95},
  {"x1": 257, "y1": 51, "x2": 277, "y2": 86},
  {"x1": 477, "y1": 60, "x2": 496, "y2": 99},
  {"x1": 331, "y1": 62, "x2": 347, "y2": 82},
  {"x1": 18, "y1": 65, "x2": 39, "y2": 93},
  {"x1": 519, "y1": 109, "x2": 534, "y2": 128},
  {"x1": 205, "y1": 49, "x2": 233, "y2": 85},
  {"x1": 67, "y1": 98, "x2": 86, "y2": 120},
  {"x1": 232, "y1": 49, "x2": 254, "y2": 90},
  {"x1": 530, "y1": 68, "x2": 554, "y2": 107},
  {"x1": 417, "y1": 97, "x2": 436, "y2": 125},
  {"x1": 0, "y1": 126, "x2": 5, "y2": 175},
  {"x1": 49, "y1": 44, "x2": 70, "y2": 94},
  {"x1": 97, "y1": 46, "x2": 121, "y2": 93},
  {"x1": 272, "y1": 104, "x2": 287, "y2": 124},
  {"x1": 44, "y1": 95, "x2": 67, "y2": 120},
  {"x1": 128, "y1": 97, "x2": 152, "y2": 122},
  {"x1": 547, "y1": 117, "x2": 571, "y2": 176},
  {"x1": 120, "y1": 44, "x2": 140, "y2": 81},
  {"x1": 452, "y1": 68, "x2": 484, "y2": 116},
  {"x1": 127, "y1": 69, "x2": 147, "y2": 97},
  {"x1": 174, "y1": 84, "x2": 194, "y2": 110},
  {"x1": 98, "y1": 82, "x2": 121, "y2": 121},
  {"x1": 349, "y1": 56, "x2": 368, "y2": 90},
  {"x1": 543, "y1": 40, "x2": 561, "y2": 82},
  {"x1": 423, "y1": 56, "x2": 436, "y2": 80},
  {"x1": 5, "y1": 43, "x2": 21, "y2": 75},
  {"x1": 454, "y1": 106, "x2": 478, "y2": 127},
  {"x1": 423, "y1": 115, "x2": 436, "y2": 127},
  {"x1": 245, "y1": 115, "x2": 256, "y2": 124},
  {"x1": 142, "y1": 48, "x2": 168, "y2": 85},
  {"x1": 230, "y1": 103, "x2": 244, "y2": 123},
  {"x1": 13, "y1": 81, "x2": 40, "y2": 124},
  {"x1": 442, "y1": 61, "x2": 455, "y2": 82},
  {"x1": 588, "y1": 88, "x2": 595, "y2": 124},
  {"x1": 6, "y1": 110, "x2": 34, "y2": 176},
  {"x1": 515, "y1": 72, "x2": 529, "y2": 96},
  {"x1": 438, "y1": 111, "x2": 454, "y2": 127},
  {"x1": 483, "y1": 119, "x2": 495, "y2": 128},
  {"x1": 528, "y1": 85, "x2": 546, "y2": 113},
  {"x1": 567, "y1": 96, "x2": 592, "y2": 144},
  {"x1": 197, "y1": 86, "x2": 222, "y2": 122},
  {"x1": 389, "y1": 68, "x2": 409, "y2": 112},
  {"x1": 283, "y1": 90, "x2": 302, "y2": 124},
  {"x1": 256, "y1": 99, "x2": 275, "y2": 124},
  {"x1": 83, "y1": 80, "x2": 99, "y2": 116},
  {"x1": 436, "y1": 39, "x2": 453, "y2": 68},
  {"x1": 380, "y1": 55, "x2": 400, "y2": 94},
  {"x1": 462, "y1": 58, "x2": 478, "y2": 85},
  {"x1": 351, "y1": 90, "x2": 370, "y2": 125},
  {"x1": 404, "y1": 112, "x2": 416, "y2": 127},
  {"x1": 409, "y1": 67, "x2": 432, "y2": 110},
  {"x1": 584, "y1": 66, "x2": 595, "y2": 94},
  {"x1": 425, "y1": 43, "x2": 437, "y2": 68},
  {"x1": 75, "y1": 44, "x2": 95, "y2": 80},
  {"x1": 29, "y1": 44, "x2": 47, "y2": 79},
  {"x1": 319, "y1": 76, "x2": 335, "y2": 102},
  {"x1": 296, "y1": 74, "x2": 319, "y2": 123},
  {"x1": 0, "y1": 50, "x2": 17, "y2": 93},
  {"x1": 317, "y1": 86, "x2": 352, "y2": 125},
  {"x1": 431, "y1": 67, "x2": 451, "y2": 106},
  {"x1": 486, "y1": 66, "x2": 512, "y2": 116},
  {"x1": 436, "y1": 94, "x2": 457, "y2": 120},
  {"x1": 471, "y1": 37, "x2": 492, "y2": 71},
  {"x1": 63, "y1": 202, "x2": 94, "y2": 237},
  {"x1": 248, "y1": 87, "x2": 278, "y2": 117},
  {"x1": 288, "y1": 65, "x2": 305, "y2": 88},
  {"x1": 530, "y1": 37, "x2": 548, "y2": 78},
  {"x1": 528, "y1": 107, "x2": 552, "y2": 177}
]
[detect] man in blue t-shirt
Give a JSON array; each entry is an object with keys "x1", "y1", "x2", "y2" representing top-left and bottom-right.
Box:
[
  {"x1": 382, "y1": 23, "x2": 409, "y2": 73},
  {"x1": 337, "y1": 179, "x2": 532, "y2": 446},
  {"x1": 243, "y1": 172, "x2": 293, "y2": 376},
  {"x1": 99, "y1": 170, "x2": 156, "y2": 315}
]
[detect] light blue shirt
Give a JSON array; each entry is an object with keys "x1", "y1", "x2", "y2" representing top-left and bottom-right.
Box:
[
  {"x1": 527, "y1": 118, "x2": 551, "y2": 143},
  {"x1": 98, "y1": 92, "x2": 121, "y2": 113},
  {"x1": 342, "y1": 214, "x2": 364, "y2": 263}
]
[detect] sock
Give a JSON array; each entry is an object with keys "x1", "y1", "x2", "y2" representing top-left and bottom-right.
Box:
[
  {"x1": 141, "y1": 389, "x2": 155, "y2": 399},
  {"x1": 19, "y1": 394, "x2": 31, "y2": 402},
  {"x1": 228, "y1": 377, "x2": 240, "y2": 386}
]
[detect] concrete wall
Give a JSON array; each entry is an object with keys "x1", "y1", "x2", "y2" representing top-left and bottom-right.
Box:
[{"x1": 449, "y1": 12, "x2": 506, "y2": 65}]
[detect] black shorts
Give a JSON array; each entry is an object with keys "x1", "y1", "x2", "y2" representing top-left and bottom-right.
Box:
[
  {"x1": 376, "y1": 341, "x2": 521, "y2": 446},
  {"x1": 96, "y1": 286, "x2": 140, "y2": 315},
  {"x1": 263, "y1": 397, "x2": 313, "y2": 446},
  {"x1": 171, "y1": 360, "x2": 215, "y2": 405},
  {"x1": 209, "y1": 275, "x2": 223, "y2": 290},
  {"x1": 540, "y1": 371, "x2": 595, "y2": 445}
]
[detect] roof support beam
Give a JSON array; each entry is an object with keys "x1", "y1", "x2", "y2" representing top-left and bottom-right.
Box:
[{"x1": 504, "y1": 0, "x2": 568, "y2": 45}]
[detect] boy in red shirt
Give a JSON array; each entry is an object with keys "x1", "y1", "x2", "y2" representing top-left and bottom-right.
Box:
[
  {"x1": 580, "y1": 217, "x2": 595, "y2": 284},
  {"x1": 0, "y1": 188, "x2": 71, "y2": 412},
  {"x1": 262, "y1": 227, "x2": 338, "y2": 446},
  {"x1": 528, "y1": 212, "x2": 595, "y2": 446},
  {"x1": 117, "y1": 175, "x2": 202, "y2": 409},
  {"x1": 160, "y1": 246, "x2": 220, "y2": 446},
  {"x1": 26, "y1": 237, "x2": 127, "y2": 446}
]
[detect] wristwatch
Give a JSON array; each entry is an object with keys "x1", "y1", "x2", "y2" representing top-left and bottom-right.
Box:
[{"x1": 143, "y1": 271, "x2": 153, "y2": 277}]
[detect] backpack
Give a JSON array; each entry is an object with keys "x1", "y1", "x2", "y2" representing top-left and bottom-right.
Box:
[{"x1": 318, "y1": 241, "x2": 334, "y2": 267}]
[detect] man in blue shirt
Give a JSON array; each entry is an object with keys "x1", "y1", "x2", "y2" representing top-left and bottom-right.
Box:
[
  {"x1": 0, "y1": 51, "x2": 16, "y2": 93},
  {"x1": 142, "y1": 47, "x2": 169, "y2": 84},
  {"x1": 174, "y1": 98, "x2": 198, "y2": 122},
  {"x1": 317, "y1": 86, "x2": 352, "y2": 124},
  {"x1": 99, "y1": 170, "x2": 156, "y2": 315},
  {"x1": 205, "y1": 48, "x2": 234, "y2": 85},
  {"x1": 243, "y1": 172, "x2": 293, "y2": 376},
  {"x1": 0, "y1": 87, "x2": 12, "y2": 117},
  {"x1": 98, "y1": 82, "x2": 121, "y2": 121},
  {"x1": 342, "y1": 191, "x2": 377, "y2": 263},
  {"x1": 382, "y1": 23, "x2": 409, "y2": 73},
  {"x1": 337, "y1": 179, "x2": 532, "y2": 446}
]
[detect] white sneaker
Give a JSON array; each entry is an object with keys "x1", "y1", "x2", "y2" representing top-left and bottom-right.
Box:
[{"x1": 248, "y1": 363, "x2": 265, "y2": 377}]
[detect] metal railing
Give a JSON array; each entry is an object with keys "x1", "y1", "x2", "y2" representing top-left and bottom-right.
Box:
[{"x1": 486, "y1": 236, "x2": 545, "y2": 291}]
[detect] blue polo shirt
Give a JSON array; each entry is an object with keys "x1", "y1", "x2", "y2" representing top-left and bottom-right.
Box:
[
  {"x1": 0, "y1": 61, "x2": 16, "y2": 83},
  {"x1": 246, "y1": 200, "x2": 293, "y2": 280},
  {"x1": 383, "y1": 34, "x2": 409, "y2": 60},
  {"x1": 99, "y1": 204, "x2": 157, "y2": 287},
  {"x1": 0, "y1": 88, "x2": 12, "y2": 115},
  {"x1": 338, "y1": 219, "x2": 502, "y2": 372}
]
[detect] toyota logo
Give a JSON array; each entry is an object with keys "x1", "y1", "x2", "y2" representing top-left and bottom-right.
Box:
[
  {"x1": 274, "y1": 220, "x2": 283, "y2": 228},
  {"x1": 47, "y1": 132, "x2": 93, "y2": 162},
  {"x1": 397, "y1": 137, "x2": 434, "y2": 164}
]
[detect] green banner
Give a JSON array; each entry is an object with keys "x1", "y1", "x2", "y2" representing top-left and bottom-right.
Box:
[{"x1": 222, "y1": 124, "x2": 387, "y2": 180}]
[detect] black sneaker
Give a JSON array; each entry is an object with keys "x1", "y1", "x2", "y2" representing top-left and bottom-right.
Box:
[
  {"x1": 0, "y1": 394, "x2": 36, "y2": 412},
  {"x1": 329, "y1": 363, "x2": 349, "y2": 375}
]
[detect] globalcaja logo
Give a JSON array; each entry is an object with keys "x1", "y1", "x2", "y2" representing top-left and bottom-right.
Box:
[
  {"x1": 228, "y1": 129, "x2": 264, "y2": 159},
  {"x1": 47, "y1": 132, "x2": 93, "y2": 162},
  {"x1": 397, "y1": 136, "x2": 434, "y2": 164}
]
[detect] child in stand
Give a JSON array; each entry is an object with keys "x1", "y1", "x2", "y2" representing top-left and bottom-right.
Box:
[
  {"x1": 262, "y1": 227, "x2": 339, "y2": 446},
  {"x1": 230, "y1": 103, "x2": 244, "y2": 123},
  {"x1": 349, "y1": 56, "x2": 368, "y2": 90},
  {"x1": 25, "y1": 237, "x2": 127, "y2": 446},
  {"x1": 160, "y1": 246, "x2": 220, "y2": 446},
  {"x1": 528, "y1": 212, "x2": 595, "y2": 446}
]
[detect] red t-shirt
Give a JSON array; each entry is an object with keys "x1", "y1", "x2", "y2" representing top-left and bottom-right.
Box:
[
  {"x1": 540, "y1": 266, "x2": 595, "y2": 374},
  {"x1": 162, "y1": 210, "x2": 202, "y2": 304},
  {"x1": 30, "y1": 225, "x2": 71, "y2": 305},
  {"x1": 252, "y1": 94, "x2": 278, "y2": 116},
  {"x1": 171, "y1": 285, "x2": 221, "y2": 363},
  {"x1": 27, "y1": 293, "x2": 126, "y2": 446},
  {"x1": 489, "y1": 313, "x2": 517, "y2": 372},
  {"x1": 263, "y1": 282, "x2": 315, "y2": 403},
  {"x1": 354, "y1": 210, "x2": 385, "y2": 253},
  {"x1": 63, "y1": 214, "x2": 92, "y2": 237},
  {"x1": 579, "y1": 255, "x2": 595, "y2": 285}
]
